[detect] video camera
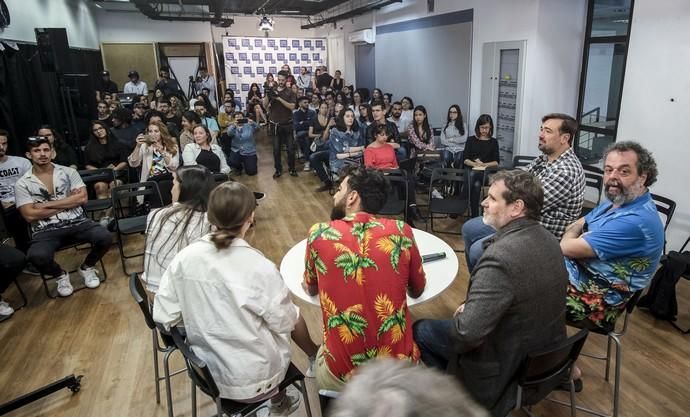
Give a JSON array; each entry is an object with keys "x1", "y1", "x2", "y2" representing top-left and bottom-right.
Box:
[{"x1": 265, "y1": 87, "x2": 278, "y2": 100}]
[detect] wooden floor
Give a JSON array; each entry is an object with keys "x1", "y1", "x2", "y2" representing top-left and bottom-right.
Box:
[{"x1": 1, "y1": 132, "x2": 690, "y2": 417}]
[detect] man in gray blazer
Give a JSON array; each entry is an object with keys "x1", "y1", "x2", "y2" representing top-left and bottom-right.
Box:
[{"x1": 413, "y1": 169, "x2": 567, "y2": 417}]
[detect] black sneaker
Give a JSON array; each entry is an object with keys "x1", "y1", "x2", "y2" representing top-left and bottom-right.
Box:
[
  {"x1": 22, "y1": 264, "x2": 41, "y2": 276},
  {"x1": 557, "y1": 378, "x2": 583, "y2": 393},
  {"x1": 273, "y1": 170, "x2": 282, "y2": 179},
  {"x1": 289, "y1": 169, "x2": 298, "y2": 177},
  {"x1": 253, "y1": 192, "x2": 266, "y2": 202}
]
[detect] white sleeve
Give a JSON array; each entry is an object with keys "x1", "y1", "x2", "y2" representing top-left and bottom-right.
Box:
[
  {"x1": 152, "y1": 258, "x2": 183, "y2": 330},
  {"x1": 245, "y1": 262, "x2": 299, "y2": 335},
  {"x1": 66, "y1": 166, "x2": 86, "y2": 190},
  {"x1": 182, "y1": 145, "x2": 197, "y2": 166}
]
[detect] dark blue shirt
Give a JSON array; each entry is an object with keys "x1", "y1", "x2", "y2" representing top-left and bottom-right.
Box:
[{"x1": 293, "y1": 108, "x2": 315, "y2": 133}]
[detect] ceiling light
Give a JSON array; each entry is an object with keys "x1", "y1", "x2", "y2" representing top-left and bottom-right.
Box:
[{"x1": 258, "y1": 15, "x2": 274, "y2": 31}]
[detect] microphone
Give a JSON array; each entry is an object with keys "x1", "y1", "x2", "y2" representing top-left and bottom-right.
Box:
[{"x1": 422, "y1": 252, "x2": 446, "y2": 263}]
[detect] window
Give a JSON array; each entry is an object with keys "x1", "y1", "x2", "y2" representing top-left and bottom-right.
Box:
[{"x1": 575, "y1": 0, "x2": 634, "y2": 164}]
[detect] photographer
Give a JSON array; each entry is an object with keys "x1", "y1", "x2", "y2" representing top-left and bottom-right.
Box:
[
  {"x1": 194, "y1": 67, "x2": 217, "y2": 108},
  {"x1": 155, "y1": 66, "x2": 182, "y2": 97},
  {"x1": 263, "y1": 70, "x2": 297, "y2": 178},
  {"x1": 227, "y1": 111, "x2": 259, "y2": 176}
]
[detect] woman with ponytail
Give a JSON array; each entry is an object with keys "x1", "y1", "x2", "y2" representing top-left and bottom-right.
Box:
[{"x1": 153, "y1": 181, "x2": 317, "y2": 413}]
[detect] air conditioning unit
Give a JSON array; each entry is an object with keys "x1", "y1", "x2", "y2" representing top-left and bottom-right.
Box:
[{"x1": 348, "y1": 29, "x2": 374, "y2": 44}]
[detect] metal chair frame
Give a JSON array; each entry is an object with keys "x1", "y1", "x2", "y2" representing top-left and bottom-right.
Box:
[
  {"x1": 426, "y1": 167, "x2": 470, "y2": 236},
  {"x1": 78, "y1": 168, "x2": 116, "y2": 219},
  {"x1": 651, "y1": 193, "x2": 676, "y2": 254}
]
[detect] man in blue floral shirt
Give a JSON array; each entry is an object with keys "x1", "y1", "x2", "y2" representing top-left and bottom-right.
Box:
[{"x1": 560, "y1": 141, "x2": 664, "y2": 332}]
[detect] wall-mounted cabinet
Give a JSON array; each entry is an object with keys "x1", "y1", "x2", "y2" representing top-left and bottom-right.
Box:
[{"x1": 480, "y1": 40, "x2": 526, "y2": 165}]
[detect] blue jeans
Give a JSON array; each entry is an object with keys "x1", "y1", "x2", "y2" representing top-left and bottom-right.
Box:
[
  {"x1": 462, "y1": 217, "x2": 495, "y2": 273},
  {"x1": 395, "y1": 146, "x2": 408, "y2": 161},
  {"x1": 413, "y1": 319, "x2": 453, "y2": 370},
  {"x1": 309, "y1": 149, "x2": 331, "y2": 184},
  {"x1": 441, "y1": 150, "x2": 463, "y2": 168}
]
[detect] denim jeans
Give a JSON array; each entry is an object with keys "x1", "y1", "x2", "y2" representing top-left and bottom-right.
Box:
[
  {"x1": 295, "y1": 130, "x2": 311, "y2": 159},
  {"x1": 466, "y1": 168, "x2": 486, "y2": 218},
  {"x1": 441, "y1": 150, "x2": 464, "y2": 168},
  {"x1": 309, "y1": 149, "x2": 331, "y2": 184},
  {"x1": 461, "y1": 216, "x2": 495, "y2": 273},
  {"x1": 413, "y1": 319, "x2": 453, "y2": 370},
  {"x1": 228, "y1": 151, "x2": 258, "y2": 176}
]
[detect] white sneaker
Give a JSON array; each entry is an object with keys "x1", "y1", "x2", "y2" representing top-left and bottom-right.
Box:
[
  {"x1": 432, "y1": 188, "x2": 444, "y2": 199},
  {"x1": 99, "y1": 216, "x2": 111, "y2": 228},
  {"x1": 0, "y1": 300, "x2": 14, "y2": 317},
  {"x1": 303, "y1": 162, "x2": 311, "y2": 171},
  {"x1": 305, "y1": 356, "x2": 316, "y2": 378},
  {"x1": 268, "y1": 387, "x2": 300, "y2": 416},
  {"x1": 56, "y1": 272, "x2": 74, "y2": 297},
  {"x1": 79, "y1": 266, "x2": 101, "y2": 289}
]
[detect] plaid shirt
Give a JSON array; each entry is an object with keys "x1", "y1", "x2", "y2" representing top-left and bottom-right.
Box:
[{"x1": 525, "y1": 147, "x2": 585, "y2": 238}]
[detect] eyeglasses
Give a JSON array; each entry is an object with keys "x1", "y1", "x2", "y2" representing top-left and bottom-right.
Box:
[
  {"x1": 92, "y1": 127, "x2": 106, "y2": 133},
  {"x1": 449, "y1": 110, "x2": 458, "y2": 114}
]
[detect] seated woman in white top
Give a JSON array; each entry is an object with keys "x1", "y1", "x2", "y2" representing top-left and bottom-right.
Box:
[
  {"x1": 142, "y1": 165, "x2": 214, "y2": 295},
  {"x1": 439, "y1": 104, "x2": 468, "y2": 168},
  {"x1": 152, "y1": 181, "x2": 317, "y2": 414},
  {"x1": 182, "y1": 125, "x2": 231, "y2": 175}
]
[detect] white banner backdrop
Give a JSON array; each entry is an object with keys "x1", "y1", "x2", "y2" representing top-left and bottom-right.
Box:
[{"x1": 222, "y1": 36, "x2": 328, "y2": 109}]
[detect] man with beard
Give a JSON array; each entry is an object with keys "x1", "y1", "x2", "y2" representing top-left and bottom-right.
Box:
[
  {"x1": 302, "y1": 166, "x2": 426, "y2": 391},
  {"x1": 462, "y1": 113, "x2": 585, "y2": 271},
  {"x1": 561, "y1": 141, "x2": 664, "y2": 333},
  {"x1": 264, "y1": 70, "x2": 298, "y2": 178}
]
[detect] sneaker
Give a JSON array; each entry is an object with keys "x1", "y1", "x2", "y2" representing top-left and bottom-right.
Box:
[
  {"x1": 22, "y1": 264, "x2": 41, "y2": 276},
  {"x1": 0, "y1": 300, "x2": 14, "y2": 317},
  {"x1": 56, "y1": 272, "x2": 74, "y2": 297},
  {"x1": 305, "y1": 355, "x2": 316, "y2": 378},
  {"x1": 254, "y1": 192, "x2": 267, "y2": 202},
  {"x1": 289, "y1": 169, "x2": 298, "y2": 177},
  {"x1": 79, "y1": 266, "x2": 101, "y2": 289},
  {"x1": 431, "y1": 188, "x2": 444, "y2": 199},
  {"x1": 303, "y1": 162, "x2": 311, "y2": 171},
  {"x1": 273, "y1": 170, "x2": 282, "y2": 179},
  {"x1": 99, "y1": 216, "x2": 111, "y2": 228},
  {"x1": 268, "y1": 388, "x2": 301, "y2": 416}
]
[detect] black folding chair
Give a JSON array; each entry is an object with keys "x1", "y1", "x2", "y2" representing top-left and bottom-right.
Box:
[
  {"x1": 169, "y1": 326, "x2": 314, "y2": 417},
  {"x1": 378, "y1": 169, "x2": 408, "y2": 222},
  {"x1": 564, "y1": 290, "x2": 645, "y2": 417},
  {"x1": 651, "y1": 193, "x2": 676, "y2": 254},
  {"x1": 515, "y1": 328, "x2": 589, "y2": 417},
  {"x1": 78, "y1": 168, "x2": 116, "y2": 218},
  {"x1": 581, "y1": 165, "x2": 604, "y2": 216},
  {"x1": 129, "y1": 273, "x2": 185, "y2": 417},
  {"x1": 427, "y1": 167, "x2": 469, "y2": 235},
  {"x1": 111, "y1": 182, "x2": 162, "y2": 275}
]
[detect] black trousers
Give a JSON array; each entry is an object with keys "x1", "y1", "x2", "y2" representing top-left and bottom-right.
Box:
[
  {"x1": 271, "y1": 123, "x2": 295, "y2": 172},
  {"x1": 148, "y1": 172, "x2": 174, "y2": 208},
  {"x1": 0, "y1": 244, "x2": 25, "y2": 294},
  {"x1": 27, "y1": 220, "x2": 112, "y2": 278},
  {"x1": 2, "y1": 206, "x2": 31, "y2": 253}
]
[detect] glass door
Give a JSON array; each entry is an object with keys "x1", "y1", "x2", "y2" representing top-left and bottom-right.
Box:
[{"x1": 496, "y1": 49, "x2": 519, "y2": 164}]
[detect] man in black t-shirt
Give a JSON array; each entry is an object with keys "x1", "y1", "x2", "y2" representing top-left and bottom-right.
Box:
[
  {"x1": 158, "y1": 98, "x2": 182, "y2": 132},
  {"x1": 96, "y1": 70, "x2": 118, "y2": 103},
  {"x1": 154, "y1": 66, "x2": 182, "y2": 97},
  {"x1": 316, "y1": 66, "x2": 333, "y2": 90},
  {"x1": 264, "y1": 70, "x2": 297, "y2": 178}
]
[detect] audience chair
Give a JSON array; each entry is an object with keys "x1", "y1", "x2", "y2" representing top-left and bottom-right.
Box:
[
  {"x1": 378, "y1": 169, "x2": 408, "y2": 222},
  {"x1": 581, "y1": 165, "x2": 604, "y2": 216},
  {"x1": 78, "y1": 168, "x2": 116, "y2": 219},
  {"x1": 129, "y1": 273, "x2": 186, "y2": 417},
  {"x1": 169, "y1": 326, "x2": 314, "y2": 417},
  {"x1": 515, "y1": 328, "x2": 589, "y2": 417},
  {"x1": 651, "y1": 193, "x2": 676, "y2": 254},
  {"x1": 427, "y1": 167, "x2": 469, "y2": 235},
  {"x1": 0, "y1": 208, "x2": 28, "y2": 310},
  {"x1": 564, "y1": 290, "x2": 644, "y2": 417},
  {"x1": 318, "y1": 389, "x2": 340, "y2": 416},
  {"x1": 112, "y1": 182, "x2": 162, "y2": 275},
  {"x1": 512, "y1": 155, "x2": 537, "y2": 169}
]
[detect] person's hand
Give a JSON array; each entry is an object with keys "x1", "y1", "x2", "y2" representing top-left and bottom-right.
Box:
[
  {"x1": 135, "y1": 134, "x2": 147, "y2": 145},
  {"x1": 301, "y1": 281, "x2": 310, "y2": 294},
  {"x1": 453, "y1": 303, "x2": 465, "y2": 317},
  {"x1": 107, "y1": 164, "x2": 115, "y2": 169}
]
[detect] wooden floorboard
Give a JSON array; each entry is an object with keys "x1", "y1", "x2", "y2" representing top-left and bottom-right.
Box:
[{"x1": 1, "y1": 132, "x2": 689, "y2": 417}]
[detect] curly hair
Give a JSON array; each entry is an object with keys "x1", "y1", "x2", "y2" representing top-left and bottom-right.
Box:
[{"x1": 603, "y1": 141, "x2": 658, "y2": 187}]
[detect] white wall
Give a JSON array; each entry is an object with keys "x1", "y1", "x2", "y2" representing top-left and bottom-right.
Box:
[
  {"x1": 617, "y1": 0, "x2": 690, "y2": 251},
  {"x1": 0, "y1": 0, "x2": 100, "y2": 49},
  {"x1": 315, "y1": 0, "x2": 586, "y2": 153}
]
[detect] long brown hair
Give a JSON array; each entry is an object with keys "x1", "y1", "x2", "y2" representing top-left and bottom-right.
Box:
[
  {"x1": 208, "y1": 181, "x2": 256, "y2": 250},
  {"x1": 148, "y1": 120, "x2": 178, "y2": 155}
]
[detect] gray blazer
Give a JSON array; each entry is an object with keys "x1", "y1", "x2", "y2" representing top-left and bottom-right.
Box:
[{"x1": 448, "y1": 217, "x2": 567, "y2": 417}]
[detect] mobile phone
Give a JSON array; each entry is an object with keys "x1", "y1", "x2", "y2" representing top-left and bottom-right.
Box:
[
  {"x1": 237, "y1": 118, "x2": 249, "y2": 124},
  {"x1": 142, "y1": 134, "x2": 154, "y2": 145}
]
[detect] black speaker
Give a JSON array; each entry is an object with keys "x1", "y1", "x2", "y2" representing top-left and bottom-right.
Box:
[{"x1": 35, "y1": 28, "x2": 70, "y2": 73}]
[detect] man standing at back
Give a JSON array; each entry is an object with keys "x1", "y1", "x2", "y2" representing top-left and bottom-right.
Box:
[
  {"x1": 264, "y1": 70, "x2": 297, "y2": 178},
  {"x1": 303, "y1": 166, "x2": 426, "y2": 391},
  {"x1": 413, "y1": 170, "x2": 567, "y2": 416},
  {"x1": 463, "y1": 113, "x2": 585, "y2": 271}
]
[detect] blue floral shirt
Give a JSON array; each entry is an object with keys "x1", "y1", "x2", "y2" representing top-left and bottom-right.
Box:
[{"x1": 565, "y1": 192, "x2": 664, "y2": 326}]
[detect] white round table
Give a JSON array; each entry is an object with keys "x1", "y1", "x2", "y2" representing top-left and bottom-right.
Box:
[{"x1": 279, "y1": 228, "x2": 459, "y2": 307}]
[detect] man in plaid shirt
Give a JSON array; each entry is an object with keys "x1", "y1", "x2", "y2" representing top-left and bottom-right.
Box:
[{"x1": 462, "y1": 113, "x2": 585, "y2": 271}]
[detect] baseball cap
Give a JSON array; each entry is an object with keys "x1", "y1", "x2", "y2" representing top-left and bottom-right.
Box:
[{"x1": 128, "y1": 70, "x2": 139, "y2": 78}]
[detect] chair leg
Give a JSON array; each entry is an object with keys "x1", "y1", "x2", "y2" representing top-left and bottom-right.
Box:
[
  {"x1": 40, "y1": 274, "x2": 56, "y2": 299},
  {"x1": 191, "y1": 380, "x2": 197, "y2": 417},
  {"x1": 611, "y1": 334, "x2": 622, "y2": 417},
  {"x1": 215, "y1": 397, "x2": 224, "y2": 417},
  {"x1": 569, "y1": 377, "x2": 577, "y2": 417},
  {"x1": 297, "y1": 380, "x2": 313, "y2": 417},
  {"x1": 152, "y1": 330, "x2": 161, "y2": 404},
  {"x1": 163, "y1": 349, "x2": 175, "y2": 417},
  {"x1": 13, "y1": 279, "x2": 28, "y2": 309},
  {"x1": 605, "y1": 335, "x2": 613, "y2": 381}
]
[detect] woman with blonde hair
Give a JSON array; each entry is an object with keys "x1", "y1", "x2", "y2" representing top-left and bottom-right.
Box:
[
  {"x1": 153, "y1": 181, "x2": 317, "y2": 413},
  {"x1": 128, "y1": 120, "x2": 180, "y2": 206}
]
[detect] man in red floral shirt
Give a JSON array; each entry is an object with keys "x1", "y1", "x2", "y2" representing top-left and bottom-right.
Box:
[{"x1": 303, "y1": 166, "x2": 426, "y2": 391}]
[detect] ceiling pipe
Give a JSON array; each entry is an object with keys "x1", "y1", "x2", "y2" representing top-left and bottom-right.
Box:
[
  {"x1": 132, "y1": 0, "x2": 233, "y2": 25},
  {"x1": 301, "y1": 0, "x2": 402, "y2": 29}
]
